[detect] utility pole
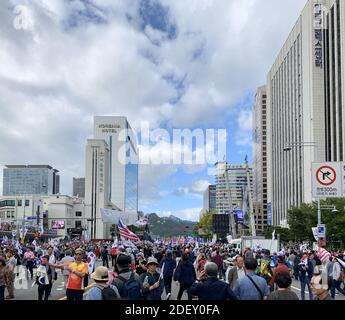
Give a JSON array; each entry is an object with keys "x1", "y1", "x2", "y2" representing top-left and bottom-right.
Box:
[{"x1": 224, "y1": 162, "x2": 237, "y2": 238}]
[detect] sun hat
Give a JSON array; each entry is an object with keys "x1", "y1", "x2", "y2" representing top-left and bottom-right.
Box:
[
  {"x1": 91, "y1": 266, "x2": 109, "y2": 282},
  {"x1": 146, "y1": 257, "x2": 159, "y2": 266}
]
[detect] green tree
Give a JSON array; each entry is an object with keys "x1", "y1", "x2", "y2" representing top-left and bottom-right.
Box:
[{"x1": 196, "y1": 209, "x2": 215, "y2": 238}]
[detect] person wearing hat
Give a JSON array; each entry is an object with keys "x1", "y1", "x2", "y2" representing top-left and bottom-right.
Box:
[
  {"x1": 86, "y1": 266, "x2": 120, "y2": 300},
  {"x1": 139, "y1": 257, "x2": 164, "y2": 300}
]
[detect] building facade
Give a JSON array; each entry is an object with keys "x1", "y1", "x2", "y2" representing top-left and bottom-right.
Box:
[
  {"x1": 252, "y1": 86, "x2": 269, "y2": 232},
  {"x1": 203, "y1": 185, "x2": 216, "y2": 213},
  {"x1": 85, "y1": 139, "x2": 111, "y2": 239},
  {"x1": 267, "y1": 0, "x2": 345, "y2": 227},
  {"x1": 215, "y1": 162, "x2": 253, "y2": 215},
  {"x1": 93, "y1": 116, "x2": 139, "y2": 213},
  {"x1": 3, "y1": 165, "x2": 60, "y2": 196},
  {"x1": 73, "y1": 177, "x2": 85, "y2": 198},
  {"x1": 0, "y1": 194, "x2": 83, "y2": 238}
]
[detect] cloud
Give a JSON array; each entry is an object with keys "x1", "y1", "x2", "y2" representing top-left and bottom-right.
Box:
[
  {"x1": 0, "y1": 0, "x2": 307, "y2": 207},
  {"x1": 173, "y1": 179, "x2": 210, "y2": 197},
  {"x1": 235, "y1": 109, "x2": 253, "y2": 147},
  {"x1": 156, "y1": 207, "x2": 202, "y2": 221}
]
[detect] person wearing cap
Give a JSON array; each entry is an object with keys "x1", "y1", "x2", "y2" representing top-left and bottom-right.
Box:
[
  {"x1": 139, "y1": 257, "x2": 164, "y2": 300},
  {"x1": 86, "y1": 266, "x2": 120, "y2": 300},
  {"x1": 111, "y1": 254, "x2": 141, "y2": 299},
  {"x1": 64, "y1": 248, "x2": 88, "y2": 301}
]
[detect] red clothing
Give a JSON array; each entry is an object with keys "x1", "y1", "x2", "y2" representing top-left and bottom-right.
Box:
[{"x1": 269, "y1": 264, "x2": 290, "y2": 287}]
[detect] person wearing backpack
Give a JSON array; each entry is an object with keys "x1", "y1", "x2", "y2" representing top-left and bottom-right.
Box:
[
  {"x1": 139, "y1": 257, "x2": 164, "y2": 300},
  {"x1": 111, "y1": 254, "x2": 142, "y2": 300},
  {"x1": 86, "y1": 266, "x2": 120, "y2": 300}
]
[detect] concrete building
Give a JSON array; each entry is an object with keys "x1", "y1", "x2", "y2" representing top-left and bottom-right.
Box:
[
  {"x1": 73, "y1": 177, "x2": 85, "y2": 198},
  {"x1": 266, "y1": 0, "x2": 345, "y2": 227},
  {"x1": 252, "y1": 86, "x2": 269, "y2": 231},
  {"x1": 3, "y1": 165, "x2": 60, "y2": 196},
  {"x1": 0, "y1": 194, "x2": 84, "y2": 238},
  {"x1": 85, "y1": 139, "x2": 111, "y2": 240},
  {"x1": 203, "y1": 185, "x2": 216, "y2": 213},
  {"x1": 93, "y1": 116, "x2": 139, "y2": 213},
  {"x1": 215, "y1": 162, "x2": 253, "y2": 215}
]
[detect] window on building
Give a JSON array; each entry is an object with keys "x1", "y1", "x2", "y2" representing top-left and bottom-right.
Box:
[
  {"x1": 11, "y1": 211, "x2": 15, "y2": 218},
  {"x1": 6, "y1": 211, "x2": 11, "y2": 218},
  {"x1": 25, "y1": 200, "x2": 30, "y2": 206},
  {"x1": 75, "y1": 221, "x2": 82, "y2": 228},
  {"x1": 75, "y1": 211, "x2": 82, "y2": 217},
  {"x1": 18, "y1": 200, "x2": 22, "y2": 207}
]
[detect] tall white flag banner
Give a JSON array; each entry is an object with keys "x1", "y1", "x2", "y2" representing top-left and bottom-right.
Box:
[
  {"x1": 272, "y1": 230, "x2": 276, "y2": 241},
  {"x1": 100, "y1": 208, "x2": 137, "y2": 225},
  {"x1": 312, "y1": 227, "x2": 319, "y2": 241}
]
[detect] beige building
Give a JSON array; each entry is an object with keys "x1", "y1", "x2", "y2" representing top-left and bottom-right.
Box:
[
  {"x1": 266, "y1": 0, "x2": 345, "y2": 226},
  {"x1": 252, "y1": 86, "x2": 268, "y2": 232}
]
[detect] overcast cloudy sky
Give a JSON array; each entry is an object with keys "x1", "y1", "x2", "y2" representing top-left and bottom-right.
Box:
[{"x1": 0, "y1": 0, "x2": 307, "y2": 221}]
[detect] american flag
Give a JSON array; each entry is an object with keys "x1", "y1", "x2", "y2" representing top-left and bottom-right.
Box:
[
  {"x1": 118, "y1": 218, "x2": 140, "y2": 241},
  {"x1": 317, "y1": 246, "x2": 331, "y2": 263}
]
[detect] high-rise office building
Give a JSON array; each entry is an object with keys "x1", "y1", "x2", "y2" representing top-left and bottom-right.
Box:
[
  {"x1": 85, "y1": 139, "x2": 111, "y2": 239},
  {"x1": 266, "y1": 0, "x2": 345, "y2": 226},
  {"x1": 3, "y1": 165, "x2": 60, "y2": 196},
  {"x1": 215, "y1": 162, "x2": 253, "y2": 215},
  {"x1": 73, "y1": 178, "x2": 85, "y2": 198},
  {"x1": 324, "y1": 0, "x2": 345, "y2": 162},
  {"x1": 252, "y1": 86, "x2": 269, "y2": 232},
  {"x1": 93, "y1": 116, "x2": 139, "y2": 212},
  {"x1": 203, "y1": 185, "x2": 216, "y2": 213}
]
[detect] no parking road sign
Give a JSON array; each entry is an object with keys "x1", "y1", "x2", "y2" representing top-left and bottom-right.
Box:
[{"x1": 312, "y1": 162, "x2": 343, "y2": 197}]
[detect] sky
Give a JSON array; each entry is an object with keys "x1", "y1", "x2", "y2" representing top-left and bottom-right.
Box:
[{"x1": 0, "y1": 0, "x2": 308, "y2": 221}]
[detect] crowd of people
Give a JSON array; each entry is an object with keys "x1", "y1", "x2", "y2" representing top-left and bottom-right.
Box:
[{"x1": 0, "y1": 235, "x2": 345, "y2": 301}]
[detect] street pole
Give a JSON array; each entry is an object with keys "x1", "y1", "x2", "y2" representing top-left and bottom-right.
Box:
[
  {"x1": 317, "y1": 197, "x2": 321, "y2": 226},
  {"x1": 224, "y1": 162, "x2": 237, "y2": 238}
]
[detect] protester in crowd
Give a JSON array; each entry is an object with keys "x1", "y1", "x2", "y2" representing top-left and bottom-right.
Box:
[
  {"x1": 36, "y1": 255, "x2": 53, "y2": 300},
  {"x1": 112, "y1": 254, "x2": 142, "y2": 300},
  {"x1": 0, "y1": 256, "x2": 7, "y2": 300},
  {"x1": 298, "y1": 253, "x2": 314, "y2": 300},
  {"x1": 58, "y1": 249, "x2": 75, "y2": 289},
  {"x1": 5, "y1": 249, "x2": 16, "y2": 299},
  {"x1": 139, "y1": 257, "x2": 164, "y2": 300},
  {"x1": 267, "y1": 271, "x2": 299, "y2": 300},
  {"x1": 86, "y1": 266, "x2": 120, "y2": 300},
  {"x1": 331, "y1": 255, "x2": 345, "y2": 299},
  {"x1": 227, "y1": 255, "x2": 246, "y2": 289},
  {"x1": 101, "y1": 246, "x2": 109, "y2": 269},
  {"x1": 311, "y1": 274, "x2": 333, "y2": 301},
  {"x1": 211, "y1": 250, "x2": 223, "y2": 280},
  {"x1": 64, "y1": 248, "x2": 89, "y2": 301},
  {"x1": 269, "y1": 255, "x2": 291, "y2": 290},
  {"x1": 189, "y1": 262, "x2": 237, "y2": 300},
  {"x1": 174, "y1": 253, "x2": 196, "y2": 300},
  {"x1": 233, "y1": 258, "x2": 270, "y2": 300},
  {"x1": 159, "y1": 250, "x2": 176, "y2": 300},
  {"x1": 111, "y1": 245, "x2": 117, "y2": 267},
  {"x1": 23, "y1": 247, "x2": 35, "y2": 280}
]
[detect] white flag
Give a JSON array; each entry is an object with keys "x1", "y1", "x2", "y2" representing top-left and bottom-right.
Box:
[
  {"x1": 311, "y1": 227, "x2": 318, "y2": 241},
  {"x1": 87, "y1": 252, "x2": 96, "y2": 274},
  {"x1": 272, "y1": 230, "x2": 276, "y2": 241}
]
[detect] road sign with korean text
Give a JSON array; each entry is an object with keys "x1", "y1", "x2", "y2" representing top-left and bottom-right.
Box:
[{"x1": 312, "y1": 163, "x2": 342, "y2": 197}]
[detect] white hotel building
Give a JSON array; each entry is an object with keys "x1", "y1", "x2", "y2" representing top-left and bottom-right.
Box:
[
  {"x1": 85, "y1": 117, "x2": 139, "y2": 239},
  {"x1": 267, "y1": 0, "x2": 345, "y2": 226}
]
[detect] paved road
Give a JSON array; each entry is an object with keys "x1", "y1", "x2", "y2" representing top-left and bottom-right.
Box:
[{"x1": 9, "y1": 260, "x2": 345, "y2": 301}]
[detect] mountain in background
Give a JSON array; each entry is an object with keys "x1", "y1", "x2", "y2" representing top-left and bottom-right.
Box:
[{"x1": 147, "y1": 213, "x2": 196, "y2": 237}]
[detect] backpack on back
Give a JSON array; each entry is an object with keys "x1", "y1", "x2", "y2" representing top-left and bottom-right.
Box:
[
  {"x1": 117, "y1": 273, "x2": 142, "y2": 300},
  {"x1": 101, "y1": 285, "x2": 120, "y2": 300}
]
